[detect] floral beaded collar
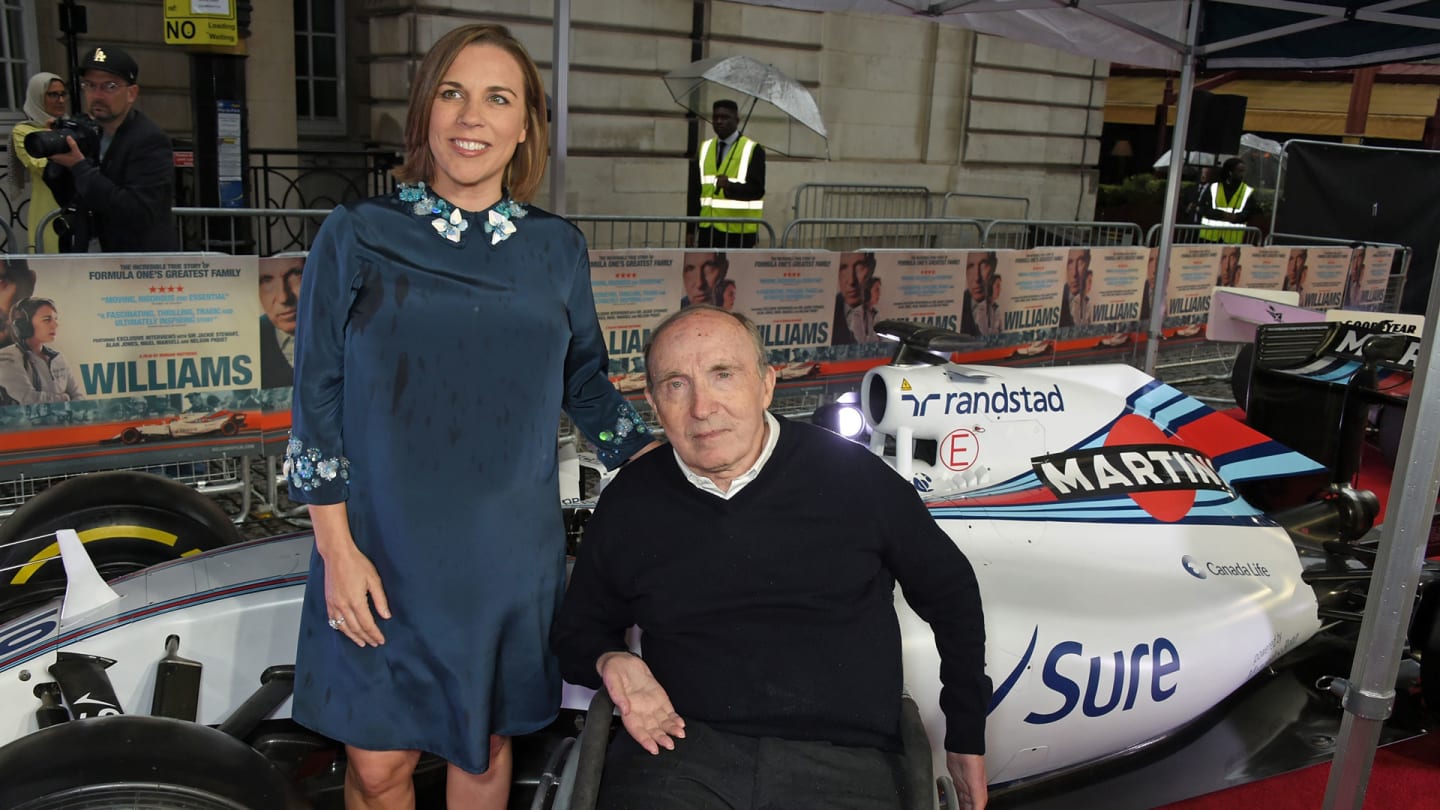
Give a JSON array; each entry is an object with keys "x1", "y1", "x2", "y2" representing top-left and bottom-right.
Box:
[{"x1": 396, "y1": 181, "x2": 528, "y2": 245}]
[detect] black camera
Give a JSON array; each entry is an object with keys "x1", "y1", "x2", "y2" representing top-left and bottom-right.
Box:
[{"x1": 23, "y1": 116, "x2": 102, "y2": 160}]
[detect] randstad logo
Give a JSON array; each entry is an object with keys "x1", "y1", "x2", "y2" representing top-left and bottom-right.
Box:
[{"x1": 1181, "y1": 555, "x2": 1207, "y2": 580}]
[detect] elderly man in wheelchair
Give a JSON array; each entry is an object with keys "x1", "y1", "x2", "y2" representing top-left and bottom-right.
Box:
[{"x1": 551, "y1": 306, "x2": 990, "y2": 810}]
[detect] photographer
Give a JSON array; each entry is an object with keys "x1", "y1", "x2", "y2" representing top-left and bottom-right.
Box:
[
  {"x1": 40, "y1": 46, "x2": 177, "y2": 253},
  {"x1": 7, "y1": 72, "x2": 68, "y2": 253}
]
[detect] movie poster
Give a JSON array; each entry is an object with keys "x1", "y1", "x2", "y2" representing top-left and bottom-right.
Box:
[
  {"x1": 1164, "y1": 245, "x2": 1220, "y2": 332},
  {"x1": 0, "y1": 253, "x2": 264, "y2": 473},
  {"x1": 990, "y1": 249, "x2": 1064, "y2": 343},
  {"x1": 1081, "y1": 247, "x2": 1148, "y2": 329},
  {"x1": 731, "y1": 251, "x2": 835, "y2": 359},
  {"x1": 590, "y1": 249, "x2": 683, "y2": 379},
  {"x1": 1301, "y1": 247, "x2": 1351, "y2": 310},
  {"x1": 254, "y1": 253, "x2": 307, "y2": 451},
  {"x1": 1237, "y1": 247, "x2": 1289, "y2": 291},
  {"x1": 868, "y1": 251, "x2": 964, "y2": 337},
  {"x1": 1343, "y1": 245, "x2": 1392, "y2": 312}
]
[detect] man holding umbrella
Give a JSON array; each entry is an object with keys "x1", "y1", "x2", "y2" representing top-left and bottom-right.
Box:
[{"x1": 688, "y1": 99, "x2": 766, "y2": 249}]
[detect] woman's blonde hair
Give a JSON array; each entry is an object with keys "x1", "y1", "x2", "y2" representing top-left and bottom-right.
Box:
[{"x1": 392, "y1": 24, "x2": 549, "y2": 202}]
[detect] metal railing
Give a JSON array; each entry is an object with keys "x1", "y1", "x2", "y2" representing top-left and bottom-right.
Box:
[
  {"x1": 570, "y1": 216, "x2": 776, "y2": 250},
  {"x1": 939, "y1": 192, "x2": 1030, "y2": 221},
  {"x1": 34, "y1": 207, "x2": 334, "y2": 256},
  {"x1": 780, "y1": 217, "x2": 985, "y2": 250},
  {"x1": 792, "y1": 183, "x2": 933, "y2": 221},
  {"x1": 246, "y1": 148, "x2": 399, "y2": 211},
  {"x1": 0, "y1": 456, "x2": 249, "y2": 521},
  {"x1": 982, "y1": 220, "x2": 1144, "y2": 249},
  {"x1": 1146, "y1": 223, "x2": 1264, "y2": 247}
]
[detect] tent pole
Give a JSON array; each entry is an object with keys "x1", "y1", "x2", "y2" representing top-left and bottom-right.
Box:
[
  {"x1": 1322, "y1": 251, "x2": 1440, "y2": 809},
  {"x1": 549, "y1": 0, "x2": 571, "y2": 215},
  {"x1": 1143, "y1": 0, "x2": 1202, "y2": 375}
]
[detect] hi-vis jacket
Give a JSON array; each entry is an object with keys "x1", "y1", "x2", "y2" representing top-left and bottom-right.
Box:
[
  {"x1": 697, "y1": 136, "x2": 763, "y2": 233},
  {"x1": 1198, "y1": 181, "x2": 1254, "y2": 243}
]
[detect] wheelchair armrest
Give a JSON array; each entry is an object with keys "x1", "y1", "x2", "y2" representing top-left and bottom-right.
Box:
[
  {"x1": 565, "y1": 689, "x2": 616, "y2": 810},
  {"x1": 899, "y1": 695, "x2": 936, "y2": 810}
]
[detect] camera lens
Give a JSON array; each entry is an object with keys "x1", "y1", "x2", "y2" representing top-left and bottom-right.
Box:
[{"x1": 23, "y1": 130, "x2": 71, "y2": 159}]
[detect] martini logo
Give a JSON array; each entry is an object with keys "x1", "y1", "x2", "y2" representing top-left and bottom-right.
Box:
[{"x1": 1033, "y1": 414, "x2": 1233, "y2": 521}]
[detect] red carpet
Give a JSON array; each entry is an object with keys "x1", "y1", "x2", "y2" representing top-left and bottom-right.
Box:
[{"x1": 1157, "y1": 732, "x2": 1440, "y2": 809}]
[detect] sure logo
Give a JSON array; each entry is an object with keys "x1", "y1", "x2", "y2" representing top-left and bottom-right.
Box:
[{"x1": 990, "y1": 626, "x2": 1182, "y2": 725}]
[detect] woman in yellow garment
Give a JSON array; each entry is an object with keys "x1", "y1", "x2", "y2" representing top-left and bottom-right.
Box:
[{"x1": 7, "y1": 72, "x2": 68, "y2": 253}]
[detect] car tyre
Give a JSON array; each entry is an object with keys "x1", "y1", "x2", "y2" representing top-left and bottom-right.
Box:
[
  {"x1": 0, "y1": 715, "x2": 307, "y2": 809},
  {"x1": 121, "y1": 427, "x2": 142, "y2": 445},
  {"x1": 0, "y1": 471, "x2": 243, "y2": 618},
  {"x1": 221, "y1": 419, "x2": 240, "y2": 436}
]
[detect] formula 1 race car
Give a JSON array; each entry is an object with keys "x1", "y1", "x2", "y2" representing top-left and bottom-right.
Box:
[
  {"x1": 103, "y1": 409, "x2": 249, "y2": 445},
  {"x1": 0, "y1": 322, "x2": 1435, "y2": 809}
]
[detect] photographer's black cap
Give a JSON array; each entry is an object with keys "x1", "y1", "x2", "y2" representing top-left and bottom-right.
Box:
[{"x1": 80, "y1": 46, "x2": 138, "y2": 84}]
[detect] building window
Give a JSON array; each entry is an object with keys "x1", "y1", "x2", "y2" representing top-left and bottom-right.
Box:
[
  {"x1": 294, "y1": 0, "x2": 344, "y2": 135},
  {"x1": 0, "y1": 0, "x2": 39, "y2": 123}
]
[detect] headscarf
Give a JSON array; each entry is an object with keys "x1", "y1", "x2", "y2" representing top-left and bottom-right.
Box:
[{"x1": 6, "y1": 72, "x2": 64, "y2": 196}]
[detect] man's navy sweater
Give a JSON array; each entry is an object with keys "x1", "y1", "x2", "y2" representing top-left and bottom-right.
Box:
[{"x1": 552, "y1": 418, "x2": 990, "y2": 754}]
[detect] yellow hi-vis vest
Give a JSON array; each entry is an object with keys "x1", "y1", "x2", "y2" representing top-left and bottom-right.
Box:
[
  {"x1": 698, "y1": 136, "x2": 763, "y2": 234},
  {"x1": 1198, "y1": 182, "x2": 1254, "y2": 243}
]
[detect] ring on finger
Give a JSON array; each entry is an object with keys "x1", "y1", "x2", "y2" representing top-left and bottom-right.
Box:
[{"x1": 328, "y1": 616, "x2": 346, "y2": 630}]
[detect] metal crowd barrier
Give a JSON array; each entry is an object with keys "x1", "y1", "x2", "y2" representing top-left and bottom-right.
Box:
[
  {"x1": 32, "y1": 206, "x2": 333, "y2": 255},
  {"x1": 791, "y1": 183, "x2": 933, "y2": 221},
  {"x1": 779, "y1": 217, "x2": 985, "y2": 250},
  {"x1": 1145, "y1": 223, "x2": 1264, "y2": 247},
  {"x1": 982, "y1": 220, "x2": 1144, "y2": 249},
  {"x1": 939, "y1": 192, "x2": 1030, "y2": 221},
  {"x1": 569, "y1": 216, "x2": 776, "y2": 250},
  {"x1": 0, "y1": 456, "x2": 250, "y2": 522},
  {"x1": 1268, "y1": 231, "x2": 1412, "y2": 313}
]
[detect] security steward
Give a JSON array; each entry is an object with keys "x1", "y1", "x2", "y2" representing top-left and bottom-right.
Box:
[
  {"x1": 1197, "y1": 158, "x2": 1255, "y2": 245},
  {"x1": 687, "y1": 99, "x2": 766, "y2": 249}
]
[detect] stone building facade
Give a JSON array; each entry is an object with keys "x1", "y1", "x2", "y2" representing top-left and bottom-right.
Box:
[{"x1": 8, "y1": 0, "x2": 1103, "y2": 243}]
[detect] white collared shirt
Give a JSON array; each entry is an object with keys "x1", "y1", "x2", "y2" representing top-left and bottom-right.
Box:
[{"x1": 674, "y1": 411, "x2": 780, "y2": 500}]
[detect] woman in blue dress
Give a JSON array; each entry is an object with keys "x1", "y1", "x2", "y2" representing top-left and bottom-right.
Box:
[{"x1": 285, "y1": 23, "x2": 655, "y2": 809}]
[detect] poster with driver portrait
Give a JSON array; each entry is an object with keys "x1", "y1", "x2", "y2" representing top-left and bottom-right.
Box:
[
  {"x1": 1300, "y1": 248, "x2": 1351, "y2": 310},
  {"x1": 0, "y1": 253, "x2": 263, "y2": 476},
  {"x1": 1163, "y1": 245, "x2": 1220, "y2": 332},
  {"x1": 1236, "y1": 247, "x2": 1288, "y2": 291},
  {"x1": 1082, "y1": 247, "x2": 1148, "y2": 330},
  {"x1": 588, "y1": 249, "x2": 684, "y2": 376},
  {"x1": 729, "y1": 251, "x2": 835, "y2": 361},
  {"x1": 868, "y1": 251, "x2": 965, "y2": 336}
]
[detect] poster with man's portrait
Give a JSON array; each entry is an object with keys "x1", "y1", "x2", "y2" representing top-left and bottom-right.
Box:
[
  {"x1": 1082, "y1": 247, "x2": 1148, "y2": 330},
  {"x1": 1300, "y1": 248, "x2": 1351, "y2": 310},
  {"x1": 868, "y1": 251, "x2": 965, "y2": 337},
  {"x1": 589, "y1": 249, "x2": 684, "y2": 372},
  {"x1": 992, "y1": 249, "x2": 1065, "y2": 340},
  {"x1": 730, "y1": 251, "x2": 834, "y2": 358},
  {"x1": 1164, "y1": 245, "x2": 1221, "y2": 332},
  {"x1": 1343, "y1": 245, "x2": 1392, "y2": 312},
  {"x1": 1236, "y1": 247, "x2": 1288, "y2": 291}
]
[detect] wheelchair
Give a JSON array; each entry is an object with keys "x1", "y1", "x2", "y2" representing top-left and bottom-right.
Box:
[{"x1": 528, "y1": 690, "x2": 956, "y2": 810}]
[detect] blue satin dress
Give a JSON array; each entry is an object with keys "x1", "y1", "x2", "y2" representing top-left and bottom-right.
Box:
[{"x1": 284, "y1": 185, "x2": 650, "y2": 772}]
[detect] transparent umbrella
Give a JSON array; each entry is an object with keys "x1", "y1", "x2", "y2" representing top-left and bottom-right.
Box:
[{"x1": 664, "y1": 54, "x2": 829, "y2": 158}]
